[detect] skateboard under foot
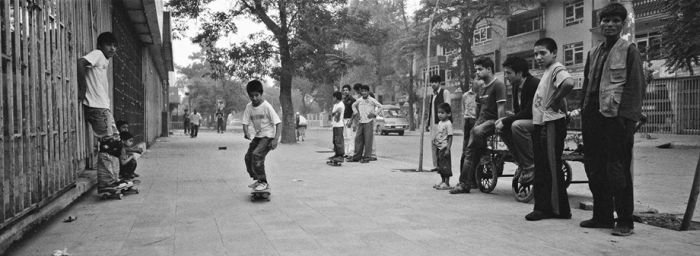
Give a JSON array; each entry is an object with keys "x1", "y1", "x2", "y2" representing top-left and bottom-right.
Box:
[
  {"x1": 98, "y1": 188, "x2": 123, "y2": 200},
  {"x1": 122, "y1": 179, "x2": 141, "y2": 195},
  {"x1": 251, "y1": 188, "x2": 271, "y2": 201}
]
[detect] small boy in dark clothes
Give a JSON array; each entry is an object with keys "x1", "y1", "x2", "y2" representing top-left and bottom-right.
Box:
[
  {"x1": 432, "y1": 103, "x2": 454, "y2": 190},
  {"x1": 119, "y1": 132, "x2": 139, "y2": 180}
]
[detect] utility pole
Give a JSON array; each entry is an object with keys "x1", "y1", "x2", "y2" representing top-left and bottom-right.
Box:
[{"x1": 418, "y1": 0, "x2": 441, "y2": 172}]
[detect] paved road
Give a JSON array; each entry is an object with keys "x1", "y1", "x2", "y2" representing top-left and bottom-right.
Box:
[{"x1": 6, "y1": 129, "x2": 700, "y2": 256}]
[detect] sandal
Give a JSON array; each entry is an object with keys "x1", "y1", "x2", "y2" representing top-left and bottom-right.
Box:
[{"x1": 435, "y1": 183, "x2": 453, "y2": 190}]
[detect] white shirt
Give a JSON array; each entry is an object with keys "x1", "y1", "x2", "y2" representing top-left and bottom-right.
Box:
[
  {"x1": 331, "y1": 102, "x2": 345, "y2": 127},
  {"x1": 352, "y1": 97, "x2": 382, "y2": 124},
  {"x1": 82, "y1": 50, "x2": 111, "y2": 108},
  {"x1": 430, "y1": 88, "x2": 451, "y2": 125},
  {"x1": 433, "y1": 120, "x2": 454, "y2": 149},
  {"x1": 533, "y1": 62, "x2": 572, "y2": 125},
  {"x1": 189, "y1": 113, "x2": 202, "y2": 125},
  {"x1": 242, "y1": 100, "x2": 282, "y2": 138}
]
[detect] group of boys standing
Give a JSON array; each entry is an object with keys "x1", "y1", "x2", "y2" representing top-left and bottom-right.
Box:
[
  {"x1": 329, "y1": 84, "x2": 382, "y2": 164},
  {"x1": 430, "y1": 3, "x2": 646, "y2": 237}
]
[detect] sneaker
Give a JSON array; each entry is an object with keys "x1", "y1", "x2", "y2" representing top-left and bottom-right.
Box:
[
  {"x1": 525, "y1": 211, "x2": 554, "y2": 221},
  {"x1": 360, "y1": 158, "x2": 370, "y2": 163},
  {"x1": 347, "y1": 158, "x2": 360, "y2": 162},
  {"x1": 611, "y1": 225, "x2": 634, "y2": 236},
  {"x1": 449, "y1": 183, "x2": 470, "y2": 194},
  {"x1": 579, "y1": 219, "x2": 614, "y2": 229},
  {"x1": 248, "y1": 180, "x2": 260, "y2": 188},
  {"x1": 254, "y1": 182, "x2": 269, "y2": 191},
  {"x1": 435, "y1": 183, "x2": 452, "y2": 190},
  {"x1": 519, "y1": 167, "x2": 535, "y2": 184},
  {"x1": 369, "y1": 157, "x2": 377, "y2": 161}
]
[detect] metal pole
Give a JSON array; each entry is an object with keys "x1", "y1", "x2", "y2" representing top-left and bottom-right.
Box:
[
  {"x1": 418, "y1": 0, "x2": 440, "y2": 172},
  {"x1": 680, "y1": 152, "x2": 700, "y2": 231}
]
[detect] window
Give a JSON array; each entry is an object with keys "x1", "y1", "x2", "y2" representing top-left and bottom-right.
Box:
[
  {"x1": 564, "y1": 42, "x2": 584, "y2": 66},
  {"x1": 564, "y1": 1, "x2": 584, "y2": 26},
  {"x1": 507, "y1": 15, "x2": 542, "y2": 36},
  {"x1": 637, "y1": 32, "x2": 663, "y2": 60},
  {"x1": 473, "y1": 25, "x2": 492, "y2": 45}
]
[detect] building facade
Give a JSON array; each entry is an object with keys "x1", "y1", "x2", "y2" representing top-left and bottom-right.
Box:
[{"x1": 0, "y1": 0, "x2": 173, "y2": 251}]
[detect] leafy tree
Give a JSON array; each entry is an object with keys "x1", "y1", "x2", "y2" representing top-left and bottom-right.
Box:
[
  {"x1": 663, "y1": 0, "x2": 700, "y2": 75},
  {"x1": 169, "y1": 0, "x2": 348, "y2": 143}
]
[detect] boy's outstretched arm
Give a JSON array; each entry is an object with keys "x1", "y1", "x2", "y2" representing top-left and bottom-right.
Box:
[
  {"x1": 242, "y1": 124, "x2": 250, "y2": 140},
  {"x1": 270, "y1": 123, "x2": 281, "y2": 150}
]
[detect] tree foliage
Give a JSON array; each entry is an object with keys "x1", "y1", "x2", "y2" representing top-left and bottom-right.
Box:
[
  {"x1": 663, "y1": 0, "x2": 700, "y2": 75},
  {"x1": 414, "y1": 0, "x2": 541, "y2": 90},
  {"x1": 169, "y1": 0, "x2": 352, "y2": 143}
]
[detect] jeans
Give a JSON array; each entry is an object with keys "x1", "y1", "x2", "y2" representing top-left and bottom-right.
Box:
[
  {"x1": 459, "y1": 119, "x2": 495, "y2": 186},
  {"x1": 344, "y1": 118, "x2": 354, "y2": 156},
  {"x1": 500, "y1": 119, "x2": 535, "y2": 169},
  {"x1": 184, "y1": 120, "x2": 190, "y2": 134},
  {"x1": 217, "y1": 119, "x2": 225, "y2": 133},
  {"x1": 83, "y1": 106, "x2": 117, "y2": 139},
  {"x1": 353, "y1": 122, "x2": 374, "y2": 160},
  {"x1": 191, "y1": 124, "x2": 199, "y2": 137},
  {"x1": 245, "y1": 137, "x2": 274, "y2": 181},
  {"x1": 459, "y1": 117, "x2": 476, "y2": 172},
  {"x1": 120, "y1": 159, "x2": 137, "y2": 179},
  {"x1": 333, "y1": 127, "x2": 345, "y2": 157}
]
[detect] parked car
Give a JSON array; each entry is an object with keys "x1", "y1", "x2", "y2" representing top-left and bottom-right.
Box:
[{"x1": 375, "y1": 106, "x2": 409, "y2": 136}]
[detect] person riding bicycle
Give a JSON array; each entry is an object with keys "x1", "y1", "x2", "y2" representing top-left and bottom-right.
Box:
[{"x1": 495, "y1": 56, "x2": 540, "y2": 184}]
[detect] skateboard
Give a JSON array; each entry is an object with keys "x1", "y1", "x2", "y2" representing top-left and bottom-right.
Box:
[
  {"x1": 98, "y1": 187, "x2": 123, "y2": 200},
  {"x1": 121, "y1": 179, "x2": 141, "y2": 195},
  {"x1": 251, "y1": 188, "x2": 271, "y2": 201}
]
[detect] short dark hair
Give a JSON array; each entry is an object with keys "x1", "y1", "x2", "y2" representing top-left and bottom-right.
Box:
[
  {"x1": 429, "y1": 75, "x2": 442, "y2": 83},
  {"x1": 534, "y1": 37, "x2": 558, "y2": 54},
  {"x1": 502, "y1": 56, "x2": 531, "y2": 77},
  {"x1": 332, "y1": 91, "x2": 342, "y2": 100},
  {"x1": 116, "y1": 120, "x2": 128, "y2": 128},
  {"x1": 119, "y1": 131, "x2": 134, "y2": 141},
  {"x1": 97, "y1": 32, "x2": 117, "y2": 47},
  {"x1": 360, "y1": 84, "x2": 370, "y2": 91},
  {"x1": 599, "y1": 3, "x2": 627, "y2": 22},
  {"x1": 474, "y1": 57, "x2": 494, "y2": 72},
  {"x1": 342, "y1": 84, "x2": 351, "y2": 91},
  {"x1": 437, "y1": 102, "x2": 452, "y2": 122},
  {"x1": 353, "y1": 83, "x2": 362, "y2": 92},
  {"x1": 246, "y1": 80, "x2": 264, "y2": 94}
]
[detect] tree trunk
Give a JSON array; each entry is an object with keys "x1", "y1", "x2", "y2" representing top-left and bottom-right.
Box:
[{"x1": 278, "y1": 38, "x2": 296, "y2": 144}]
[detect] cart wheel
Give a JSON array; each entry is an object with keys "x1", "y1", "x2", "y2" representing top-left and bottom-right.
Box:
[
  {"x1": 562, "y1": 161, "x2": 572, "y2": 188},
  {"x1": 476, "y1": 155, "x2": 501, "y2": 193},
  {"x1": 512, "y1": 169, "x2": 534, "y2": 203}
]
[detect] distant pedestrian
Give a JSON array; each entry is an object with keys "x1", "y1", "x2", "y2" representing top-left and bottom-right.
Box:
[
  {"x1": 342, "y1": 84, "x2": 356, "y2": 158},
  {"x1": 189, "y1": 110, "x2": 202, "y2": 138},
  {"x1": 432, "y1": 103, "x2": 454, "y2": 190},
  {"x1": 216, "y1": 108, "x2": 225, "y2": 133},
  {"x1": 427, "y1": 75, "x2": 451, "y2": 172},
  {"x1": 242, "y1": 80, "x2": 281, "y2": 191},
  {"x1": 77, "y1": 32, "x2": 128, "y2": 193},
  {"x1": 183, "y1": 109, "x2": 191, "y2": 135},
  {"x1": 579, "y1": 3, "x2": 647, "y2": 237},
  {"x1": 295, "y1": 112, "x2": 308, "y2": 141},
  {"x1": 330, "y1": 91, "x2": 345, "y2": 161},
  {"x1": 349, "y1": 84, "x2": 382, "y2": 163},
  {"x1": 525, "y1": 37, "x2": 574, "y2": 221}
]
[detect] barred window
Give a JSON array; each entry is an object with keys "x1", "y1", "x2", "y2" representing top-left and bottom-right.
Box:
[
  {"x1": 473, "y1": 25, "x2": 492, "y2": 45},
  {"x1": 565, "y1": 1, "x2": 584, "y2": 26},
  {"x1": 564, "y1": 42, "x2": 584, "y2": 66}
]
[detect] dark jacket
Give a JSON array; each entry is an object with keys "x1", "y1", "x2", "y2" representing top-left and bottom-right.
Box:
[
  {"x1": 428, "y1": 88, "x2": 446, "y2": 126},
  {"x1": 501, "y1": 75, "x2": 539, "y2": 128}
]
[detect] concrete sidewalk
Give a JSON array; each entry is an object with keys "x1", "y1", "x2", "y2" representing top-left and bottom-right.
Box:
[{"x1": 6, "y1": 130, "x2": 700, "y2": 256}]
